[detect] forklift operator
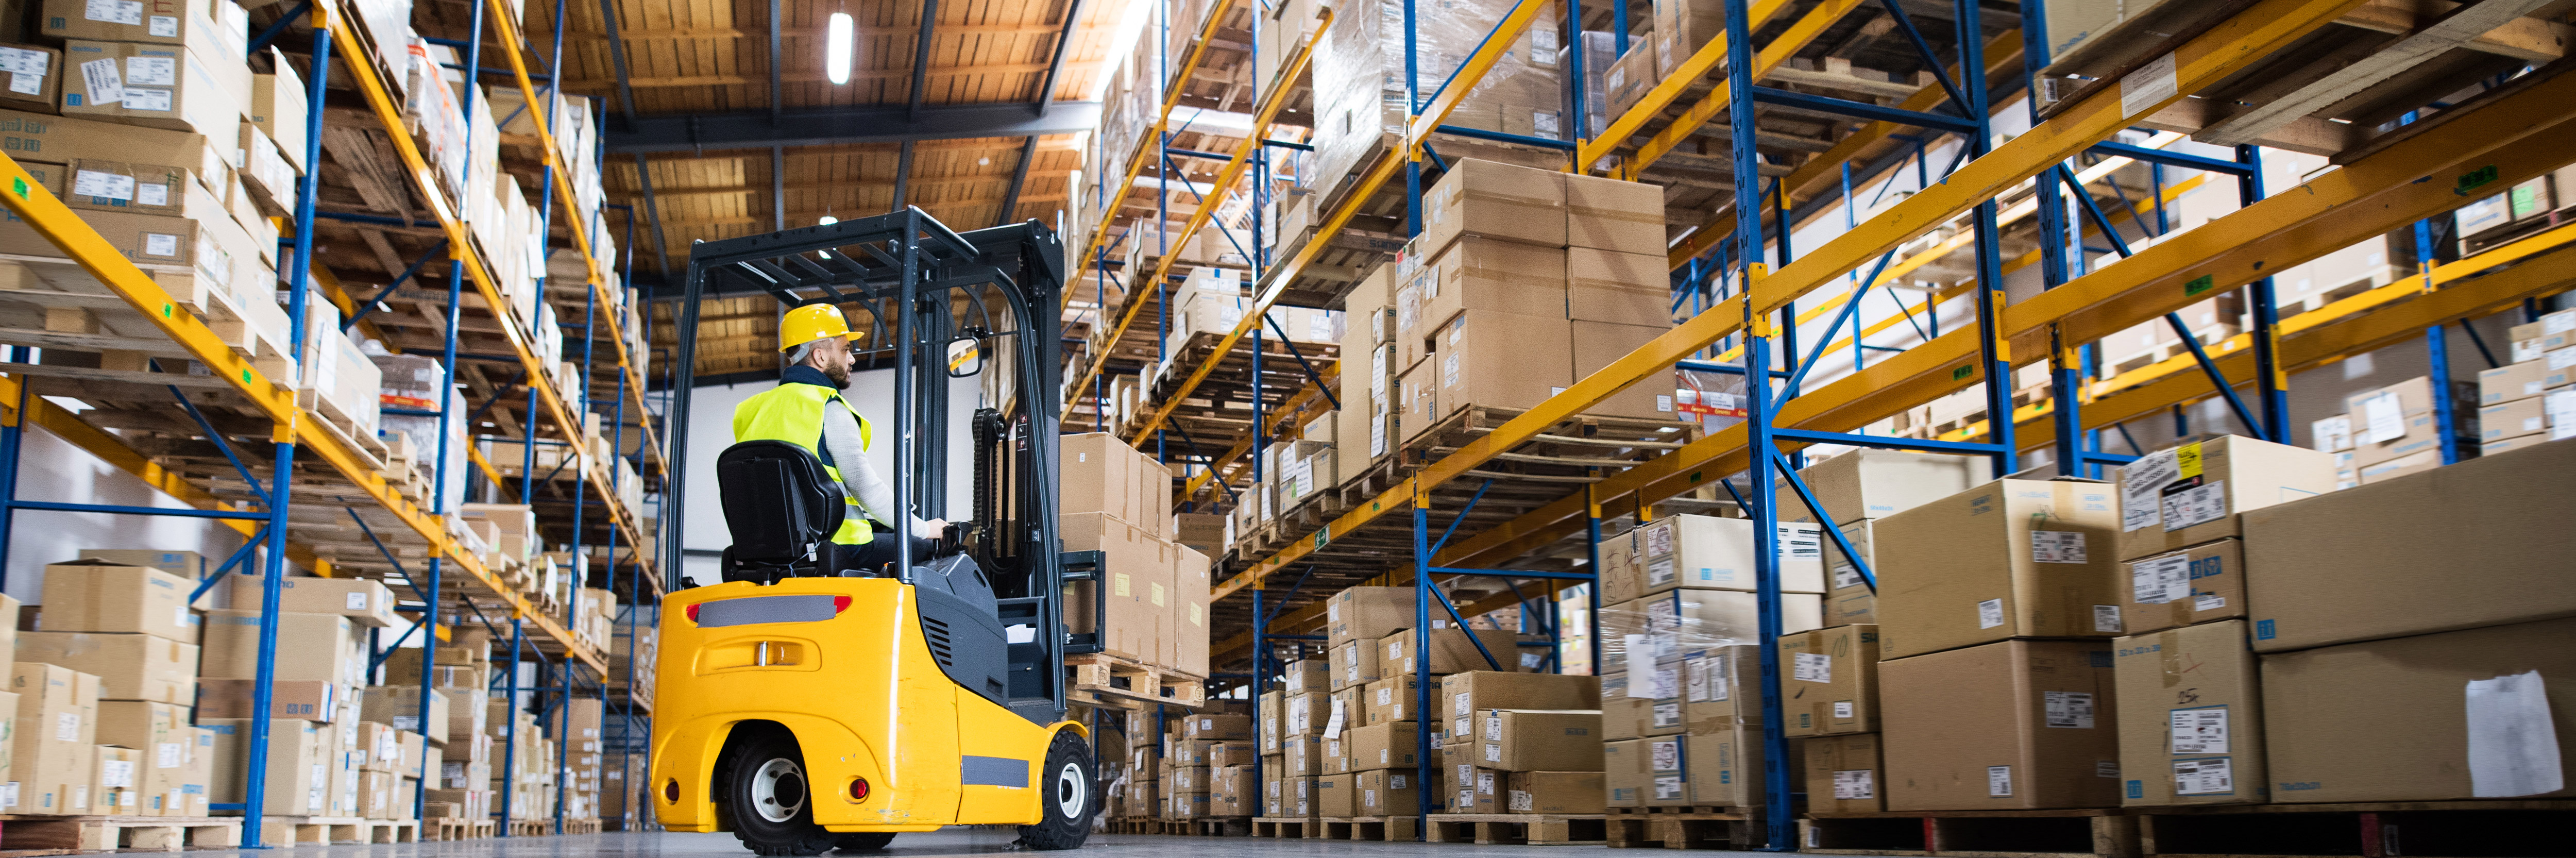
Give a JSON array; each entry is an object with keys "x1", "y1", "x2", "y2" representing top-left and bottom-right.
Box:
[{"x1": 733, "y1": 303, "x2": 947, "y2": 575}]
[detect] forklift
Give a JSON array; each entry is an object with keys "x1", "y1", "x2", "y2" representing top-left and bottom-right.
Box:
[{"x1": 651, "y1": 210, "x2": 1104, "y2": 854}]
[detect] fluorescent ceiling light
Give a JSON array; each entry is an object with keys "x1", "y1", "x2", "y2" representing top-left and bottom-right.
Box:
[{"x1": 827, "y1": 13, "x2": 854, "y2": 85}]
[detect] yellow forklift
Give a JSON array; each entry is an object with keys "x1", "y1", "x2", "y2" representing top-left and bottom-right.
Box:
[{"x1": 652, "y1": 211, "x2": 1103, "y2": 854}]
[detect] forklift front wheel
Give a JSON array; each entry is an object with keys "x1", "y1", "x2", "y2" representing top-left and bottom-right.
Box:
[
  {"x1": 723, "y1": 729, "x2": 840, "y2": 856},
  {"x1": 1014, "y1": 731, "x2": 1093, "y2": 850}
]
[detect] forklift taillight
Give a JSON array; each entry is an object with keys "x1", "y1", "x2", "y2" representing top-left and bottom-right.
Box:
[{"x1": 848, "y1": 778, "x2": 870, "y2": 802}]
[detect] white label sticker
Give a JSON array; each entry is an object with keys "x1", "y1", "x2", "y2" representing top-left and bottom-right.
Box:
[
  {"x1": 147, "y1": 13, "x2": 177, "y2": 36},
  {"x1": 142, "y1": 231, "x2": 179, "y2": 257},
  {"x1": 2132, "y1": 554, "x2": 2192, "y2": 604},
  {"x1": 2193, "y1": 594, "x2": 2227, "y2": 612},
  {"x1": 1644, "y1": 523, "x2": 1674, "y2": 558},
  {"x1": 1792, "y1": 652, "x2": 1832, "y2": 683},
  {"x1": 2093, "y1": 605, "x2": 2123, "y2": 633},
  {"x1": 72, "y1": 169, "x2": 135, "y2": 200},
  {"x1": 1976, "y1": 598, "x2": 2005, "y2": 629},
  {"x1": 86, "y1": 0, "x2": 143, "y2": 24},
  {"x1": 2045, "y1": 691, "x2": 2095, "y2": 729},
  {"x1": 122, "y1": 87, "x2": 171, "y2": 111},
  {"x1": 2119, "y1": 52, "x2": 2178, "y2": 119},
  {"x1": 1777, "y1": 524, "x2": 1821, "y2": 560},
  {"x1": 2031, "y1": 530, "x2": 2088, "y2": 564},
  {"x1": 78, "y1": 57, "x2": 122, "y2": 106},
  {"x1": 7, "y1": 73, "x2": 41, "y2": 95},
  {"x1": 1833, "y1": 560, "x2": 1862, "y2": 590},
  {"x1": 1833, "y1": 700, "x2": 1854, "y2": 719},
  {"x1": 123, "y1": 56, "x2": 174, "y2": 86},
  {"x1": 2362, "y1": 391, "x2": 2405, "y2": 444},
  {"x1": 2121, "y1": 449, "x2": 2178, "y2": 532},
  {"x1": 0, "y1": 47, "x2": 47, "y2": 75},
  {"x1": 1321, "y1": 697, "x2": 1345, "y2": 739},
  {"x1": 1646, "y1": 557, "x2": 1675, "y2": 586},
  {"x1": 346, "y1": 592, "x2": 369, "y2": 610},
  {"x1": 135, "y1": 182, "x2": 167, "y2": 206},
  {"x1": 102, "y1": 759, "x2": 133, "y2": 787},
  {"x1": 2172, "y1": 757, "x2": 2232, "y2": 795},
  {"x1": 55, "y1": 712, "x2": 79, "y2": 742},
  {"x1": 1833, "y1": 769, "x2": 1874, "y2": 799},
  {"x1": 1987, "y1": 765, "x2": 2013, "y2": 797},
  {"x1": 1649, "y1": 738, "x2": 1680, "y2": 772},
  {"x1": 2171, "y1": 708, "x2": 2229, "y2": 753},
  {"x1": 2161, "y1": 479, "x2": 2228, "y2": 531},
  {"x1": 156, "y1": 743, "x2": 181, "y2": 768}
]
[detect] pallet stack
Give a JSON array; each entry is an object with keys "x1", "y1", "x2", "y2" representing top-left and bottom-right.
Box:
[{"x1": 1062, "y1": 432, "x2": 1213, "y2": 692}]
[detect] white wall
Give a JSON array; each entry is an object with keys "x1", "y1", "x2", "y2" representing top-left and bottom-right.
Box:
[
  {"x1": 2, "y1": 410, "x2": 252, "y2": 605},
  {"x1": 677, "y1": 369, "x2": 980, "y2": 587}
]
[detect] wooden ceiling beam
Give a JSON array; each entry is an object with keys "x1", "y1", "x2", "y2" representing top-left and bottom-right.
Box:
[
  {"x1": 566, "y1": 22, "x2": 1066, "y2": 41},
  {"x1": 566, "y1": 63, "x2": 1051, "y2": 91}
]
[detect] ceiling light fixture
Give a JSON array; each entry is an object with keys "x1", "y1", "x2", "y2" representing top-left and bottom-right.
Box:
[{"x1": 826, "y1": 12, "x2": 855, "y2": 85}]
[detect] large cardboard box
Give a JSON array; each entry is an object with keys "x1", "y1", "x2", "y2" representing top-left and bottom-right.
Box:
[
  {"x1": 1805, "y1": 732, "x2": 1886, "y2": 813},
  {"x1": 1344, "y1": 721, "x2": 1419, "y2": 771},
  {"x1": 1680, "y1": 645, "x2": 1765, "y2": 732},
  {"x1": 1881, "y1": 640, "x2": 2121, "y2": 811},
  {"x1": 1641, "y1": 725, "x2": 1765, "y2": 807},
  {"x1": 2242, "y1": 436, "x2": 2576, "y2": 652},
  {"x1": 360, "y1": 686, "x2": 449, "y2": 745},
  {"x1": 1315, "y1": 773, "x2": 1355, "y2": 817},
  {"x1": 2114, "y1": 539, "x2": 2244, "y2": 636},
  {"x1": 2115, "y1": 435, "x2": 2335, "y2": 560},
  {"x1": 38, "y1": 560, "x2": 199, "y2": 642},
  {"x1": 1283, "y1": 659, "x2": 1331, "y2": 695},
  {"x1": 1506, "y1": 769, "x2": 1604, "y2": 813},
  {"x1": 1428, "y1": 310, "x2": 1574, "y2": 417},
  {"x1": 1624, "y1": 513, "x2": 1827, "y2": 597},
  {"x1": 1061, "y1": 433, "x2": 1150, "y2": 524},
  {"x1": 11, "y1": 663, "x2": 99, "y2": 813},
  {"x1": 0, "y1": 110, "x2": 228, "y2": 193},
  {"x1": 0, "y1": 44, "x2": 61, "y2": 113},
  {"x1": 2479, "y1": 359, "x2": 2572, "y2": 406},
  {"x1": 1822, "y1": 519, "x2": 1877, "y2": 625},
  {"x1": 1447, "y1": 762, "x2": 1499, "y2": 812},
  {"x1": 1603, "y1": 738, "x2": 1643, "y2": 807},
  {"x1": 1381, "y1": 628, "x2": 1523, "y2": 676},
  {"x1": 73, "y1": 550, "x2": 204, "y2": 579},
  {"x1": 1166, "y1": 545, "x2": 1211, "y2": 676},
  {"x1": 1439, "y1": 671, "x2": 1600, "y2": 743},
  {"x1": 99, "y1": 701, "x2": 183, "y2": 817},
  {"x1": 1791, "y1": 450, "x2": 1986, "y2": 526},
  {"x1": 200, "y1": 609, "x2": 362, "y2": 685},
  {"x1": 1412, "y1": 236, "x2": 1568, "y2": 330},
  {"x1": 1355, "y1": 768, "x2": 1419, "y2": 815},
  {"x1": 1180, "y1": 714, "x2": 1251, "y2": 742},
  {"x1": 1059, "y1": 512, "x2": 1167, "y2": 663},
  {"x1": 1564, "y1": 247, "x2": 1671, "y2": 326},
  {"x1": 1331, "y1": 637, "x2": 1383, "y2": 692},
  {"x1": 192, "y1": 678, "x2": 334, "y2": 720},
  {"x1": 226, "y1": 576, "x2": 400, "y2": 627},
  {"x1": 41, "y1": 0, "x2": 247, "y2": 51},
  {"x1": 59, "y1": 39, "x2": 247, "y2": 136},
  {"x1": 2345, "y1": 379, "x2": 2448, "y2": 467},
  {"x1": 1328, "y1": 586, "x2": 1415, "y2": 647},
  {"x1": 1626, "y1": 589, "x2": 1824, "y2": 664},
  {"x1": 1570, "y1": 319, "x2": 1679, "y2": 420},
  {"x1": 1874, "y1": 479, "x2": 2125, "y2": 659},
  {"x1": 1418, "y1": 158, "x2": 1566, "y2": 257},
  {"x1": 1780, "y1": 625, "x2": 1879, "y2": 737},
  {"x1": 1473, "y1": 709, "x2": 1602, "y2": 771},
  {"x1": 92, "y1": 743, "x2": 140, "y2": 814},
  {"x1": 1364, "y1": 675, "x2": 1424, "y2": 725},
  {"x1": 2260, "y1": 616, "x2": 2576, "y2": 802},
  {"x1": 2114, "y1": 619, "x2": 2264, "y2": 807},
  {"x1": 15, "y1": 632, "x2": 195, "y2": 703},
  {"x1": 201, "y1": 718, "x2": 329, "y2": 814},
  {"x1": 1563, "y1": 172, "x2": 1665, "y2": 256}
]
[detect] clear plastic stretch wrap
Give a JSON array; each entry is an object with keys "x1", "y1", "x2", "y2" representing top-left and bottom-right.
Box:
[
  {"x1": 1309, "y1": 0, "x2": 1568, "y2": 193},
  {"x1": 1600, "y1": 591, "x2": 1777, "y2": 700}
]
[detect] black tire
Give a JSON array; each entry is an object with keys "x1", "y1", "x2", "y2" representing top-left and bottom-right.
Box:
[
  {"x1": 1015, "y1": 731, "x2": 1093, "y2": 850},
  {"x1": 721, "y1": 729, "x2": 838, "y2": 856},
  {"x1": 833, "y1": 833, "x2": 896, "y2": 852}
]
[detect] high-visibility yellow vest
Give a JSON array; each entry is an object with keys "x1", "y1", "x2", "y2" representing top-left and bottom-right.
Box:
[{"x1": 732, "y1": 381, "x2": 875, "y2": 545}]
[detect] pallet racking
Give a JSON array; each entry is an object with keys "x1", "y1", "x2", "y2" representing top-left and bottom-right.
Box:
[
  {"x1": 0, "y1": 0, "x2": 666, "y2": 842},
  {"x1": 1070, "y1": 0, "x2": 2576, "y2": 843}
]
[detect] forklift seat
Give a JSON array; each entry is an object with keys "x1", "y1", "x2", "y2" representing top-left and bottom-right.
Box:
[{"x1": 715, "y1": 440, "x2": 846, "y2": 583}]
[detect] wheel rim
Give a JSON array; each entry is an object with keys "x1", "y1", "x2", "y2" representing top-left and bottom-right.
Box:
[
  {"x1": 751, "y1": 758, "x2": 809, "y2": 823},
  {"x1": 1054, "y1": 762, "x2": 1086, "y2": 819}
]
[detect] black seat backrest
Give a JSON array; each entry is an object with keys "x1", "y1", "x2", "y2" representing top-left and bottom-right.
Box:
[{"x1": 716, "y1": 440, "x2": 845, "y2": 563}]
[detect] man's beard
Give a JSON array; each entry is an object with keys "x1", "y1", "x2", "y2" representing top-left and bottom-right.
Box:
[{"x1": 822, "y1": 361, "x2": 852, "y2": 389}]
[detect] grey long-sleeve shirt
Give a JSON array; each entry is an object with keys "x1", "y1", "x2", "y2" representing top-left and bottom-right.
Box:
[{"x1": 818, "y1": 396, "x2": 939, "y2": 539}]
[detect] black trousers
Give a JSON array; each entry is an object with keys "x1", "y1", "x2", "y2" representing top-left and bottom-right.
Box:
[{"x1": 833, "y1": 535, "x2": 940, "y2": 577}]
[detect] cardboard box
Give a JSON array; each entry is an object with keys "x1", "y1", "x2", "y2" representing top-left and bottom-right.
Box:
[
  {"x1": 1344, "y1": 721, "x2": 1419, "y2": 771},
  {"x1": 1563, "y1": 172, "x2": 1665, "y2": 256},
  {"x1": 2480, "y1": 395, "x2": 2548, "y2": 442},
  {"x1": 2115, "y1": 435, "x2": 2336, "y2": 560},
  {"x1": 1364, "y1": 676, "x2": 1423, "y2": 725},
  {"x1": 1418, "y1": 158, "x2": 1566, "y2": 257},
  {"x1": 1281, "y1": 735, "x2": 1324, "y2": 776},
  {"x1": 226, "y1": 576, "x2": 400, "y2": 627},
  {"x1": 1619, "y1": 590, "x2": 1824, "y2": 665},
  {"x1": 11, "y1": 663, "x2": 100, "y2": 813},
  {"x1": 1283, "y1": 658, "x2": 1331, "y2": 694},
  {"x1": 1625, "y1": 513, "x2": 1827, "y2": 596},
  {"x1": 15, "y1": 632, "x2": 195, "y2": 703},
  {"x1": 246, "y1": 49, "x2": 306, "y2": 173},
  {"x1": 1167, "y1": 544, "x2": 1211, "y2": 676},
  {"x1": 59, "y1": 39, "x2": 247, "y2": 136},
  {"x1": 1473, "y1": 709, "x2": 1602, "y2": 771},
  {"x1": 1823, "y1": 519, "x2": 1877, "y2": 625},
  {"x1": 1569, "y1": 319, "x2": 1679, "y2": 420},
  {"x1": 1805, "y1": 733, "x2": 1886, "y2": 813},
  {"x1": 73, "y1": 550, "x2": 204, "y2": 579},
  {"x1": 1381, "y1": 627, "x2": 1523, "y2": 676},
  {"x1": 38, "y1": 560, "x2": 199, "y2": 642},
  {"x1": 1166, "y1": 764, "x2": 1208, "y2": 792},
  {"x1": 193, "y1": 678, "x2": 334, "y2": 720},
  {"x1": 1564, "y1": 247, "x2": 1671, "y2": 326},
  {"x1": 2243, "y1": 436, "x2": 2576, "y2": 652},
  {"x1": 1315, "y1": 773, "x2": 1355, "y2": 817},
  {"x1": 1329, "y1": 586, "x2": 1416, "y2": 647},
  {"x1": 1506, "y1": 770, "x2": 1604, "y2": 813},
  {"x1": 1779, "y1": 625, "x2": 1879, "y2": 737},
  {"x1": 1640, "y1": 726, "x2": 1766, "y2": 807},
  {"x1": 92, "y1": 744, "x2": 139, "y2": 813},
  {"x1": 200, "y1": 609, "x2": 361, "y2": 685},
  {"x1": 1439, "y1": 671, "x2": 1600, "y2": 744},
  {"x1": 1355, "y1": 768, "x2": 1419, "y2": 815},
  {"x1": 2259, "y1": 616, "x2": 2575, "y2": 802},
  {"x1": 1603, "y1": 739, "x2": 1642, "y2": 807},
  {"x1": 2356, "y1": 448, "x2": 2440, "y2": 483},
  {"x1": 1330, "y1": 637, "x2": 1383, "y2": 691},
  {"x1": 1874, "y1": 479, "x2": 2125, "y2": 659},
  {"x1": 2115, "y1": 539, "x2": 2245, "y2": 635},
  {"x1": 1789, "y1": 450, "x2": 1986, "y2": 527},
  {"x1": 2479, "y1": 359, "x2": 2571, "y2": 405},
  {"x1": 41, "y1": 0, "x2": 247, "y2": 51},
  {"x1": 1059, "y1": 512, "x2": 1166, "y2": 663},
  {"x1": 1448, "y1": 762, "x2": 1499, "y2": 812},
  {"x1": 1414, "y1": 235, "x2": 1568, "y2": 329},
  {"x1": 360, "y1": 686, "x2": 449, "y2": 745},
  {"x1": 0, "y1": 44, "x2": 61, "y2": 113},
  {"x1": 1881, "y1": 640, "x2": 2121, "y2": 811},
  {"x1": 1180, "y1": 713, "x2": 1250, "y2": 742},
  {"x1": 2346, "y1": 379, "x2": 2449, "y2": 467},
  {"x1": 1429, "y1": 310, "x2": 1575, "y2": 418},
  {"x1": 1284, "y1": 691, "x2": 1328, "y2": 737},
  {"x1": 2114, "y1": 619, "x2": 2264, "y2": 807},
  {"x1": 1680, "y1": 645, "x2": 1765, "y2": 731},
  {"x1": 0, "y1": 110, "x2": 228, "y2": 191},
  {"x1": 1398, "y1": 359, "x2": 1439, "y2": 444}
]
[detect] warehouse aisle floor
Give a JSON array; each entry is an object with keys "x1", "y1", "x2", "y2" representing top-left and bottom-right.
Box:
[{"x1": 170, "y1": 828, "x2": 1769, "y2": 856}]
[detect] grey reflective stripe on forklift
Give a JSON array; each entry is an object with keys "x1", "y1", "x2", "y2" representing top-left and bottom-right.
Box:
[
  {"x1": 695, "y1": 595, "x2": 838, "y2": 627},
  {"x1": 960, "y1": 756, "x2": 1028, "y2": 787}
]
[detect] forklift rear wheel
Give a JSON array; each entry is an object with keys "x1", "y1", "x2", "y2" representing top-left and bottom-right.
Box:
[
  {"x1": 834, "y1": 833, "x2": 896, "y2": 852},
  {"x1": 724, "y1": 731, "x2": 840, "y2": 856},
  {"x1": 1014, "y1": 731, "x2": 1092, "y2": 850}
]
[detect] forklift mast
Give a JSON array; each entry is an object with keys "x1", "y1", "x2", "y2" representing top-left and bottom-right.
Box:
[{"x1": 662, "y1": 208, "x2": 1088, "y2": 722}]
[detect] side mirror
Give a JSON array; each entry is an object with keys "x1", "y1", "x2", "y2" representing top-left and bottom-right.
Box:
[{"x1": 944, "y1": 335, "x2": 984, "y2": 377}]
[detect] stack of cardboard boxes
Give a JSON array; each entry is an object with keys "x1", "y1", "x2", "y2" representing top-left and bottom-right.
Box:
[
  {"x1": 13, "y1": 559, "x2": 204, "y2": 816},
  {"x1": 1309, "y1": 0, "x2": 1563, "y2": 197},
  {"x1": 2475, "y1": 308, "x2": 2576, "y2": 456},
  {"x1": 1441, "y1": 671, "x2": 1604, "y2": 816},
  {"x1": 1063, "y1": 433, "x2": 1212, "y2": 678},
  {"x1": 1158, "y1": 710, "x2": 1251, "y2": 819},
  {"x1": 2311, "y1": 376, "x2": 2478, "y2": 485}
]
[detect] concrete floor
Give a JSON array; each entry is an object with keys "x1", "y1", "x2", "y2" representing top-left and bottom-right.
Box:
[{"x1": 174, "y1": 828, "x2": 1771, "y2": 857}]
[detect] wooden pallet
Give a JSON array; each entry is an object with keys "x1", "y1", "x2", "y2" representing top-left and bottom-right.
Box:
[
  {"x1": 2132, "y1": 798, "x2": 2576, "y2": 858},
  {"x1": 0, "y1": 815, "x2": 241, "y2": 851},
  {"x1": 1067, "y1": 652, "x2": 1208, "y2": 709},
  {"x1": 1315, "y1": 815, "x2": 1418, "y2": 841},
  {"x1": 1426, "y1": 813, "x2": 1608, "y2": 845},
  {"x1": 423, "y1": 817, "x2": 497, "y2": 840},
  {"x1": 558, "y1": 817, "x2": 603, "y2": 834},
  {"x1": 1185, "y1": 817, "x2": 1251, "y2": 836},
  {"x1": 1800, "y1": 807, "x2": 2137, "y2": 857},
  {"x1": 1249, "y1": 816, "x2": 1321, "y2": 838},
  {"x1": 258, "y1": 816, "x2": 419, "y2": 846},
  {"x1": 1106, "y1": 817, "x2": 1188, "y2": 834},
  {"x1": 1606, "y1": 806, "x2": 1759, "y2": 849}
]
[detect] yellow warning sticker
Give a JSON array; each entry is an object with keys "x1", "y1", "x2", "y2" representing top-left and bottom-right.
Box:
[{"x1": 2177, "y1": 442, "x2": 2203, "y2": 478}]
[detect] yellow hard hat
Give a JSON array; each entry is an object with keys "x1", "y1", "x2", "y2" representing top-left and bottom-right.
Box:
[{"x1": 778, "y1": 303, "x2": 863, "y2": 352}]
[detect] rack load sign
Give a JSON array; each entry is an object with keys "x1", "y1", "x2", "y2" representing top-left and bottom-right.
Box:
[{"x1": 1673, "y1": 389, "x2": 1745, "y2": 418}]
